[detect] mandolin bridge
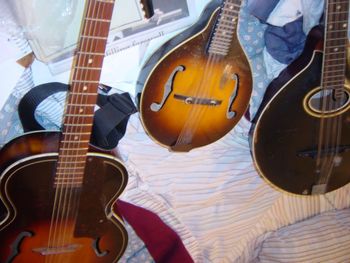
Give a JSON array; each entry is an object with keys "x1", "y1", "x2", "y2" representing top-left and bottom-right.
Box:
[
  {"x1": 297, "y1": 145, "x2": 350, "y2": 159},
  {"x1": 173, "y1": 94, "x2": 222, "y2": 106}
]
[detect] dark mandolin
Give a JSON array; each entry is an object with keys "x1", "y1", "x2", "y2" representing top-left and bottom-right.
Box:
[
  {"x1": 137, "y1": 0, "x2": 252, "y2": 152},
  {"x1": 0, "y1": 0, "x2": 129, "y2": 262},
  {"x1": 250, "y1": 0, "x2": 350, "y2": 195}
]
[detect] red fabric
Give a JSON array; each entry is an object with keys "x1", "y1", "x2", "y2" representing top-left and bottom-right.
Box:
[{"x1": 115, "y1": 200, "x2": 194, "y2": 263}]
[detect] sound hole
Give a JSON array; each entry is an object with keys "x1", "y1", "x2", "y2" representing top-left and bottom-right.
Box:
[{"x1": 306, "y1": 88, "x2": 350, "y2": 116}]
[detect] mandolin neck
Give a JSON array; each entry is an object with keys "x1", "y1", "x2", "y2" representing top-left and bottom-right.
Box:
[
  {"x1": 208, "y1": 0, "x2": 242, "y2": 56},
  {"x1": 55, "y1": 0, "x2": 115, "y2": 188},
  {"x1": 322, "y1": 0, "x2": 349, "y2": 97}
]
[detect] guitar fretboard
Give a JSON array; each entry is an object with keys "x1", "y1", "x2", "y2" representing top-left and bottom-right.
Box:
[
  {"x1": 208, "y1": 0, "x2": 242, "y2": 56},
  {"x1": 322, "y1": 0, "x2": 349, "y2": 97},
  {"x1": 55, "y1": 0, "x2": 114, "y2": 187}
]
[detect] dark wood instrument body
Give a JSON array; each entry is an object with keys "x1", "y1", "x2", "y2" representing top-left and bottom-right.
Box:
[
  {"x1": 0, "y1": 131, "x2": 128, "y2": 262},
  {"x1": 138, "y1": 0, "x2": 252, "y2": 151},
  {"x1": 250, "y1": 27, "x2": 350, "y2": 195}
]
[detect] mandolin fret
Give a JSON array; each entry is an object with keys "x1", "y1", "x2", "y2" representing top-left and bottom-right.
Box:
[
  {"x1": 208, "y1": 0, "x2": 241, "y2": 56},
  {"x1": 321, "y1": 0, "x2": 348, "y2": 92}
]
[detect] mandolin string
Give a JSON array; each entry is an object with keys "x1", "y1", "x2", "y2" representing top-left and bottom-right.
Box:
[
  {"x1": 323, "y1": 1, "x2": 348, "y2": 186},
  {"x1": 319, "y1": 1, "x2": 347, "y2": 187},
  {"x1": 184, "y1": 0, "x2": 239, "y2": 148},
  {"x1": 175, "y1": 51, "x2": 219, "y2": 147},
  {"x1": 323, "y1": 2, "x2": 340, "y2": 185},
  {"x1": 176, "y1": 0, "x2": 233, "y2": 148},
  {"x1": 175, "y1": 1, "x2": 228, "y2": 148},
  {"x1": 201, "y1": 0, "x2": 239, "y2": 139},
  {"x1": 174, "y1": 47, "x2": 216, "y2": 147},
  {"x1": 317, "y1": 0, "x2": 333, "y2": 187},
  {"x1": 319, "y1": 1, "x2": 334, "y2": 187},
  {"x1": 187, "y1": 0, "x2": 239, "y2": 148}
]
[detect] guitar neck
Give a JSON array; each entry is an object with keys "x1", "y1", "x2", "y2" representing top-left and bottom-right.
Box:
[
  {"x1": 208, "y1": 0, "x2": 242, "y2": 56},
  {"x1": 322, "y1": 0, "x2": 349, "y2": 95},
  {"x1": 56, "y1": 0, "x2": 115, "y2": 187}
]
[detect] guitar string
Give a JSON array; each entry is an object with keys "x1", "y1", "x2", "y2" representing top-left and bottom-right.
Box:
[
  {"x1": 185, "y1": 0, "x2": 240, "y2": 149},
  {"x1": 46, "y1": 1, "x2": 101, "y2": 262},
  {"x1": 59, "y1": 1, "x2": 105, "y2": 261},
  {"x1": 175, "y1": 0, "x2": 237, "y2": 149},
  {"x1": 46, "y1": 0, "x2": 92, "y2": 258}
]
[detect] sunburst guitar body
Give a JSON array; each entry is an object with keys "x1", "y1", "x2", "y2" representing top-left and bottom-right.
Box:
[
  {"x1": 137, "y1": 0, "x2": 252, "y2": 152},
  {"x1": 250, "y1": 0, "x2": 350, "y2": 195},
  {"x1": 0, "y1": 132, "x2": 128, "y2": 262}
]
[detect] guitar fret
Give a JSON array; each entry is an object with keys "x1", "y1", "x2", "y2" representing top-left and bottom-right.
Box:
[
  {"x1": 59, "y1": 161, "x2": 86, "y2": 164},
  {"x1": 80, "y1": 35, "x2": 108, "y2": 40},
  {"x1": 57, "y1": 155, "x2": 87, "y2": 158},
  {"x1": 96, "y1": 0, "x2": 114, "y2": 3},
  {"x1": 68, "y1": 103, "x2": 96, "y2": 107},
  {"x1": 62, "y1": 132, "x2": 91, "y2": 136},
  {"x1": 61, "y1": 140, "x2": 90, "y2": 143},
  {"x1": 69, "y1": 92, "x2": 98, "y2": 96},
  {"x1": 84, "y1": 17, "x2": 111, "y2": 23},
  {"x1": 77, "y1": 51, "x2": 105, "y2": 56},
  {"x1": 54, "y1": 183, "x2": 83, "y2": 187},
  {"x1": 60, "y1": 147, "x2": 89, "y2": 151},
  {"x1": 55, "y1": 176, "x2": 84, "y2": 179},
  {"x1": 75, "y1": 66, "x2": 103, "y2": 71},
  {"x1": 57, "y1": 167, "x2": 85, "y2": 171},
  {"x1": 72, "y1": 80, "x2": 100, "y2": 84},
  {"x1": 65, "y1": 124, "x2": 93, "y2": 127},
  {"x1": 64, "y1": 114, "x2": 95, "y2": 117}
]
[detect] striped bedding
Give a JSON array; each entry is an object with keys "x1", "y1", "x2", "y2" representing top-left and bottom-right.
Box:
[{"x1": 1, "y1": 0, "x2": 350, "y2": 262}]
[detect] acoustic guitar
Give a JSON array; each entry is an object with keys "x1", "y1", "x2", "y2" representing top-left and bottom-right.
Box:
[
  {"x1": 137, "y1": 0, "x2": 252, "y2": 152},
  {"x1": 0, "y1": 0, "x2": 129, "y2": 262},
  {"x1": 250, "y1": 0, "x2": 350, "y2": 195}
]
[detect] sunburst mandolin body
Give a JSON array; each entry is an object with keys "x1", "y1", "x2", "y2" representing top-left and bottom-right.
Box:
[{"x1": 137, "y1": 0, "x2": 252, "y2": 152}]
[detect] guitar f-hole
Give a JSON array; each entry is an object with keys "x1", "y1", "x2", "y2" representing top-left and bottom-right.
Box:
[
  {"x1": 92, "y1": 237, "x2": 109, "y2": 257},
  {"x1": 150, "y1": 65, "x2": 185, "y2": 112},
  {"x1": 6, "y1": 231, "x2": 33, "y2": 263}
]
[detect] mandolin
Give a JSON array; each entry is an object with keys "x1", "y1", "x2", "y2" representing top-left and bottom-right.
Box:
[
  {"x1": 250, "y1": 0, "x2": 350, "y2": 195},
  {"x1": 0, "y1": 0, "x2": 129, "y2": 262},
  {"x1": 137, "y1": 0, "x2": 252, "y2": 152}
]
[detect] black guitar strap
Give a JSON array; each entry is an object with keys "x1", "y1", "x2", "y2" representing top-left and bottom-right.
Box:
[{"x1": 18, "y1": 82, "x2": 137, "y2": 149}]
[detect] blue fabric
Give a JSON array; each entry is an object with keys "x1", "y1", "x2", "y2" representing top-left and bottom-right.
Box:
[
  {"x1": 246, "y1": 0, "x2": 279, "y2": 22},
  {"x1": 264, "y1": 17, "x2": 306, "y2": 64}
]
